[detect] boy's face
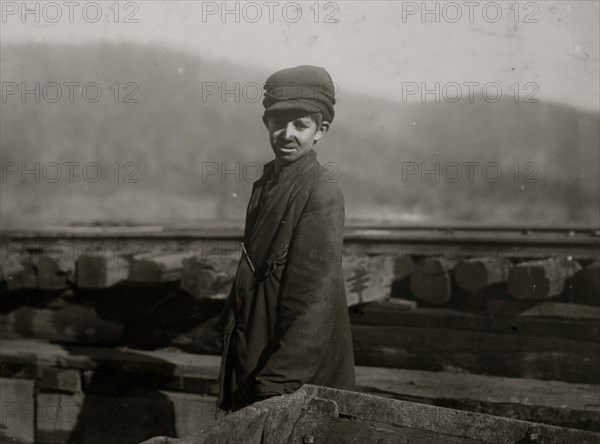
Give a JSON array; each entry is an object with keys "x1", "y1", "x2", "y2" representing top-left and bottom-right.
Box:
[{"x1": 265, "y1": 111, "x2": 328, "y2": 164}]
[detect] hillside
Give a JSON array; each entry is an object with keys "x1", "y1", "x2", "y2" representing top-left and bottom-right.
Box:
[{"x1": 1, "y1": 42, "x2": 598, "y2": 227}]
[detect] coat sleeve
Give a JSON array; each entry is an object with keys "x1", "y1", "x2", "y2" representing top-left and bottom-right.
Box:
[{"x1": 252, "y1": 182, "x2": 346, "y2": 398}]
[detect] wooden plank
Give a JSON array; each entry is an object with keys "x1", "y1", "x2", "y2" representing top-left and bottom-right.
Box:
[
  {"x1": 508, "y1": 257, "x2": 583, "y2": 300},
  {"x1": 36, "y1": 392, "x2": 84, "y2": 443},
  {"x1": 289, "y1": 410, "x2": 484, "y2": 444},
  {"x1": 349, "y1": 301, "x2": 600, "y2": 342},
  {"x1": 385, "y1": 298, "x2": 416, "y2": 310},
  {"x1": 38, "y1": 368, "x2": 82, "y2": 394},
  {"x1": 164, "y1": 392, "x2": 224, "y2": 437},
  {"x1": 351, "y1": 324, "x2": 600, "y2": 384},
  {"x1": 180, "y1": 257, "x2": 236, "y2": 299},
  {"x1": 2, "y1": 252, "x2": 37, "y2": 290},
  {"x1": 518, "y1": 302, "x2": 600, "y2": 320},
  {"x1": 76, "y1": 252, "x2": 129, "y2": 288},
  {"x1": 0, "y1": 378, "x2": 35, "y2": 444},
  {"x1": 354, "y1": 366, "x2": 600, "y2": 432},
  {"x1": 3, "y1": 340, "x2": 600, "y2": 435},
  {"x1": 144, "y1": 384, "x2": 600, "y2": 443},
  {"x1": 484, "y1": 298, "x2": 537, "y2": 317},
  {"x1": 129, "y1": 251, "x2": 196, "y2": 283},
  {"x1": 36, "y1": 246, "x2": 75, "y2": 290},
  {"x1": 453, "y1": 257, "x2": 513, "y2": 294},
  {"x1": 409, "y1": 257, "x2": 455, "y2": 305},
  {"x1": 576, "y1": 261, "x2": 600, "y2": 304},
  {"x1": 52, "y1": 393, "x2": 175, "y2": 444},
  {"x1": 0, "y1": 340, "x2": 221, "y2": 381},
  {"x1": 0, "y1": 303, "x2": 123, "y2": 344},
  {"x1": 312, "y1": 385, "x2": 600, "y2": 444}
]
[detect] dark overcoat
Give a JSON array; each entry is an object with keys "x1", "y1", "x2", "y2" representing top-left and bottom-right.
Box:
[{"x1": 216, "y1": 148, "x2": 356, "y2": 411}]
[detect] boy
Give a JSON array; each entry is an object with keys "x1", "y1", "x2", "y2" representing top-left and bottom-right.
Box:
[{"x1": 216, "y1": 65, "x2": 355, "y2": 412}]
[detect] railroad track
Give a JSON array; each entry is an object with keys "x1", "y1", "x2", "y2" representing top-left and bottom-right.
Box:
[{"x1": 2, "y1": 224, "x2": 599, "y2": 259}]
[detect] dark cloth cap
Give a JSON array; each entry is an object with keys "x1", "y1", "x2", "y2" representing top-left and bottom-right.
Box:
[{"x1": 263, "y1": 65, "x2": 336, "y2": 123}]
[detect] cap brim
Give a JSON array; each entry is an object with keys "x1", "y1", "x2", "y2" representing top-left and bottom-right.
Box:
[{"x1": 264, "y1": 100, "x2": 322, "y2": 116}]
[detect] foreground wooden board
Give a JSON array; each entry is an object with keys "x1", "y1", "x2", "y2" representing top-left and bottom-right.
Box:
[
  {"x1": 2, "y1": 340, "x2": 598, "y2": 432},
  {"x1": 141, "y1": 385, "x2": 600, "y2": 444},
  {"x1": 351, "y1": 323, "x2": 600, "y2": 384},
  {"x1": 356, "y1": 367, "x2": 600, "y2": 432}
]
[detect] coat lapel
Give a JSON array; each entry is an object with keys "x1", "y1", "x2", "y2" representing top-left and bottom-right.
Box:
[
  {"x1": 248, "y1": 150, "x2": 316, "y2": 248},
  {"x1": 248, "y1": 178, "x2": 296, "y2": 247}
]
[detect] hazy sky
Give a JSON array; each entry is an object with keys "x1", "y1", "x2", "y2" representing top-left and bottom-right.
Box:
[{"x1": 2, "y1": 1, "x2": 599, "y2": 110}]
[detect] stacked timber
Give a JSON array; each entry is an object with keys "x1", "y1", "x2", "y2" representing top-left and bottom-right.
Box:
[
  {"x1": 507, "y1": 257, "x2": 582, "y2": 300},
  {"x1": 2, "y1": 250, "x2": 37, "y2": 289},
  {"x1": 453, "y1": 257, "x2": 513, "y2": 294},
  {"x1": 180, "y1": 256, "x2": 237, "y2": 299},
  {"x1": 35, "y1": 246, "x2": 75, "y2": 290},
  {"x1": 76, "y1": 252, "x2": 129, "y2": 289},
  {"x1": 129, "y1": 251, "x2": 196, "y2": 282},
  {"x1": 408, "y1": 257, "x2": 455, "y2": 305},
  {"x1": 1, "y1": 232, "x2": 600, "y2": 442}
]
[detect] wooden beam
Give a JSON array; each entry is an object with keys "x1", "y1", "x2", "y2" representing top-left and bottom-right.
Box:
[
  {"x1": 129, "y1": 251, "x2": 195, "y2": 283},
  {"x1": 0, "y1": 378, "x2": 35, "y2": 444},
  {"x1": 518, "y1": 302, "x2": 600, "y2": 321},
  {"x1": 577, "y1": 261, "x2": 600, "y2": 304},
  {"x1": 409, "y1": 258, "x2": 455, "y2": 305},
  {"x1": 453, "y1": 257, "x2": 512, "y2": 294},
  {"x1": 3, "y1": 340, "x2": 599, "y2": 433},
  {"x1": 36, "y1": 246, "x2": 75, "y2": 290},
  {"x1": 349, "y1": 301, "x2": 600, "y2": 343},
  {"x1": 0, "y1": 303, "x2": 123, "y2": 344},
  {"x1": 180, "y1": 257, "x2": 236, "y2": 299},
  {"x1": 2, "y1": 252, "x2": 37, "y2": 290},
  {"x1": 507, "y1": 258, "x2": 582, "y2": 300},
  {"x1": 76, "y1": 252, "x2": 129, "y2": 289},
  {"x1": 351, "y1": 323, "x2": 600, "y2": 384}
]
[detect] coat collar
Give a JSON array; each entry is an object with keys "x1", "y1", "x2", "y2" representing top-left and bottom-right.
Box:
[
  {"x1": 247, "y1": 149, "x2": 318, "y2": 248},
  {"x1": 264, "y1": 148, "x2": 317, "y2": 184}
]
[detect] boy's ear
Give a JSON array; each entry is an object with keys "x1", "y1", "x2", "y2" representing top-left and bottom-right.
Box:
[{"x1": 314, "y1": 121, "x2": 330, "y2": 143}]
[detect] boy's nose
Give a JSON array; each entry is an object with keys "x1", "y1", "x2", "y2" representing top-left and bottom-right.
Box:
[{"x1": 283, "y1": 122, "x2": 296, "y2": 140}]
